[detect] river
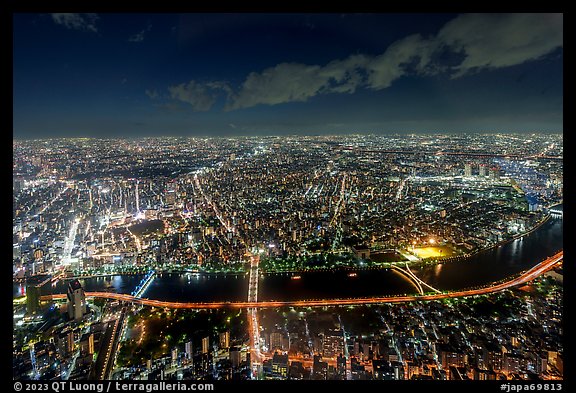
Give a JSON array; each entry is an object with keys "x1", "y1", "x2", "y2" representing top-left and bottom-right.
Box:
[{"x1": 14, "y1": 217, "x2": 562, "y2": 302}]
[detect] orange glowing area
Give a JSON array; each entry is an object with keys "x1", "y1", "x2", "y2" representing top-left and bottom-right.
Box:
[{"x1": 412, "y1": 245, "x2": 456, "y2": 259}]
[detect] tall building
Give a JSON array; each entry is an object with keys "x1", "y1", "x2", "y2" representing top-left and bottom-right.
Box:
[
  {"x1": 503, "y1": 354, "x2": 521, "y2": 374},
  {"x1": 193, "y1": 353, "x2": 212, "y2": 377},
  {"x1": 489, "y1": 167, "x2": 501, "y2": 181},
  {"x1": 80, "y1": 333, "x2": 94, "y2": 355},
  {"x1": 289, "y1": 361, "x2": 306, "y2": 380},
  {"x1": 438, "y1": 344, "x2": 467, "y2": 369},
  {"x1": 537, "y1": 353, "x2": 548, "y2": 374},
  {"x1": 229, "y1": 346, "x2": 241, "y2": 369},
  {"x1": 479, "y1": 164, "x2": 487, "y2": 177},
  {"x1": 272, "y1": 352, "x2": 289, "y2": 378},
  {"x1": 484, "y1": 345, "x2": 503, "y2": 371},
  {"x1": 322, "y1": 329, "x2": 344, "y2": 358},
  {"x1": 337, "y1": 353, "x2": 347, "y2": 378},
  {"x1": 202, "y1": 336, "x2": 210, "y2": 354},
  {"x1": 219, "y1": 331, "x2": 230, "y2": 349},
  {"x1": 67, "y1": 279, "x2": 86, "y2": 320},
  {"x1": 313, "y1": 355, "x2": 328, "y2": 380},
  {"x1": 391, "y1": 361, "x2": 405, "y2": 380},
  {"x1": 270, "y1": 332, "x2": 285, "y2": 351},
  {"x1": 185, "y1": 341, "x2": 193, "y2": 360},
  {"x1": 13, "y1": 178, "x2": 24, "y2": 193},
  {"x1": 57, "y1": 331, "x2": 74, "y2": 356},
  {"x1": 171, "y1": 348, "x2": 178, "y2": 366},
  {"x1": 464, "y1": 163, "x2": 472, "y2": 177},
  {"x1": 26, "y1": 284, "x2": 40, "y2": 315}
]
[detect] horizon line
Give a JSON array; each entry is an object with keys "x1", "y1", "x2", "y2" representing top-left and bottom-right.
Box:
[{"x1": 12, "y1": 130, "x2": 564, "y2": 141}]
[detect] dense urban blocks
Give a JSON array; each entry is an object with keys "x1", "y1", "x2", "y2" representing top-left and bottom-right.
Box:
[
  {"x1": 13, "y1": 134, "x2": 562, "y2": 381},
  {"x1": 12, "y1": 10, "x2": 563, "y2": 384}
]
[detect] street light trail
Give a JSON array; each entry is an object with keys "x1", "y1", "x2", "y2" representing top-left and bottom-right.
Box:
[
  {"x1": 247, "y1": 254, "x2": 262, "y2": 378},
  {"x1": 61, "y1": 217, "x2": 80, "y2": 266}
]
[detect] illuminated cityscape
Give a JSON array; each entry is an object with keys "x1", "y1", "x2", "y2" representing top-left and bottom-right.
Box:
[
  {"x1": 12, "y1": 12, "x2": 563, "y2": 384},
  {"x1": 13, "y1": 134, "x2": 563, "y2": 381}
]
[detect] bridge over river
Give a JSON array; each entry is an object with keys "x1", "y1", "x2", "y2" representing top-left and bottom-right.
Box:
[{"x1": 42, "y1": 251, "x2": 562, "y2": 309}]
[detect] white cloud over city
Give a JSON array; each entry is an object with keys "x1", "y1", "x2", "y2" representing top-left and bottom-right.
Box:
[
  {"x1": 159, "y1": 13, "x2": 562, "y2": 112},
  {"x1": 51, "y1": 13, "x2": 99, "y2": 33}
]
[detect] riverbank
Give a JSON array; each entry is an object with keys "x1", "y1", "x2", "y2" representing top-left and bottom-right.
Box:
[
  {"x1": 457, "y1": 213, "x2": 552, "y2": 261},
  {"x1": 15, "y1": 216, "x2": 562, "y2": 301},
  {"x1": 64, "y1": 271, "x2": 149, "y2": 280},
  {"x1": 260, "y1": 213, "x2": 555, "y2": 274},
  {"x1": 155, "y1": 268, "x2": 245, "y2": 276},
  {"x1": 13, "y1": 215, "x2": 559, "y2": 289}
]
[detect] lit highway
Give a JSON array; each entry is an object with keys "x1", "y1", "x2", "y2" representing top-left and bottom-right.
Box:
[
  {"x1": 92, "y1": 307, "x2": 126, "y2": 380},
  {"x1": 194, "y1": 173, "x2": 234, "y2": 234},
  {"x1": 61, "y1": 217, "x2": 80, "y2": 266},
  {"x1": 93, "y1": 317, "x2": 119, "y2": 380},
  {"x1": 38, "y1": 184, "x2": 68, "y2": 215},
  {"x1": 328, "y1": 173, "x2": 347, "y2": 227},
  {"x1": 43, "y1": 251, "x2": 562, "y2": 309},
  {"x1": 247, "y1": 254, "x2": 262, "y2": 377},
  {"x1": 126, "y1": 227, "x2": 142, "y2": 254}
]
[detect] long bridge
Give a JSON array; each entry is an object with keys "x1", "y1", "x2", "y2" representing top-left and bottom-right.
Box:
[
  {"x1": 131, "y1": 269, "x2": 156, "y2": 298},
  {"x1": 42, "y1": 251, "x2": 562, "y2": 309},
  {"x1": 247, "y1": 254, "x2": 263, "y2": 377},
  {"x1": 390, "y1": 263, "x2": 442, "y2": 295}
]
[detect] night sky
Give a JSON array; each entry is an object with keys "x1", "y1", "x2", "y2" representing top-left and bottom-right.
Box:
[{"x1": 13, "y1": 13, "x2": 563, "y2": 139}]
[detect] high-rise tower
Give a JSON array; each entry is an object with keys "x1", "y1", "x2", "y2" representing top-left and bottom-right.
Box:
[{"x1": 67, "y1": 279, "x2": 86, "y2": 320}]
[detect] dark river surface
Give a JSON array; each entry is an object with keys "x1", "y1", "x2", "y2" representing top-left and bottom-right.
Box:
[
  {"x1": 15, "y1": 217, "x2": 562, "y2": 302},
  {"x1": 415, "y1": 217, "x2": 562, "y2": 291}
]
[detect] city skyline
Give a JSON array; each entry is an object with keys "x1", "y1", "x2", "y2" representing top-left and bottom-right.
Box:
[
  {"x1": 12, "y1": 9, "x2": 565, "y2": 385},
  {"x1": 13, "y1": 134, "x2": 564, "y2": 381},
  {"x1": 13, "y1": 13, "x2": 563, "y2": 139}
]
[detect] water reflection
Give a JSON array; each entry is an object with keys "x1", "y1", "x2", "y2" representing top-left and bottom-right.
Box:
[
  {"x1": 414, "y1": 217, "x2": 562, "y2": 290},
  {"x1": 434, "y1": 263, "x2": 442, "y2": 277}
]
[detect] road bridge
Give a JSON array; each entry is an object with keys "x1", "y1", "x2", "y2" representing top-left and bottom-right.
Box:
[{"x1": 42, "y1": 251, "x2": 562, "y2": 309}]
